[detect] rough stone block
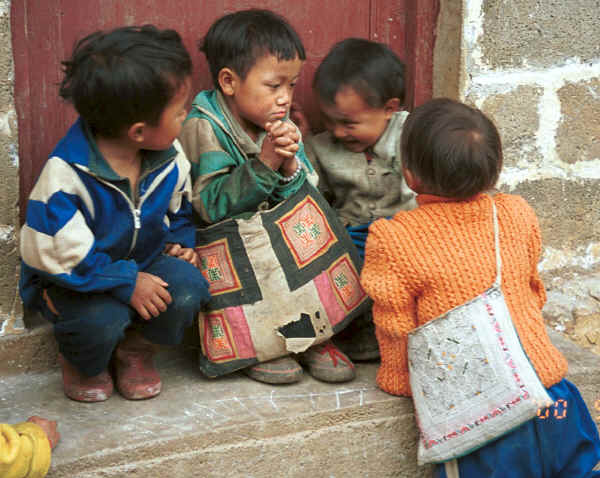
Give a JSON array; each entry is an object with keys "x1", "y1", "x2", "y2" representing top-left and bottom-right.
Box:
[
  {"x1": 468, "y1": 85, "x2": 543, "y2": 166},
  {"x1": 480, "y1": 0, "x2": 600, "y2": 70},
  {"x1": 557, "y1": 78, "x2": 600, "y2": 164},
  {"x1": 511, "y1": 178, "x2": 600, "y2": 252}
]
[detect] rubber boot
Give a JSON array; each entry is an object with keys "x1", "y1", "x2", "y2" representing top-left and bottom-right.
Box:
[
  {"x1": 113, "y1": 330, "x2": 161, "y2": 400},
  {"x1": 59, "y1": 354, "x2": 113, "y2": 402}
]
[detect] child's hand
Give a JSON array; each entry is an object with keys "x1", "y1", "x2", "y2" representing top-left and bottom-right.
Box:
[
  {"x1": 164, "y1": 243, "x2": 200, "y2": 268},
  {"x1": 27, "y1": 416, "x2": 60, "y2": 449},
  {"x1": 130, "y1": 272, "x2": 172, "y2": 320},
  {"x1": 259, "y1": 121, "x2": 300, "y2": 171},
  {"x1": 259, "y1": 128, "x2": 285, "y2": 171},
  {"x1": 290, "y1": 102, "x2": 310, "y2": 138},
  {"x1": 267, "y1": 120, "x2": 300, "y2": 159},
  {"x1": 42, "y1": 289, "x2": 58, "y2": 315}
]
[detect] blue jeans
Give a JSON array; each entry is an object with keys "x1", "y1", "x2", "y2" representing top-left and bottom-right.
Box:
[
  {"x1": 435, "y1": 379, "x2": 600, "y2": 478},
  {"x1": 43, "y1": 254, "x2": 210, "y2": 376}
]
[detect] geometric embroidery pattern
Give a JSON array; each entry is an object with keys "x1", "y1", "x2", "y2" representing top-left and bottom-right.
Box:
[
  {"x1": 195, "y1": 182, "x2": 370, "y2": 377},
  {"x1": 196, "y1": 238, "x2": 242, "y2": 296},
  {"x1": 327, "y1": 254, "x2": 367, "y2": 312},
  {"x1": 202, "y1": 311, "x2": 236, "y2": 362},
  {"x1": 275, "y1": 196, "x2": 337, "y2": 268}
]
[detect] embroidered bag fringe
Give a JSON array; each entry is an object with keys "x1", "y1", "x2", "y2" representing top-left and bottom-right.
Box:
[{"x1": 407, "y1": 196, "x2": 553, "y2": 465}]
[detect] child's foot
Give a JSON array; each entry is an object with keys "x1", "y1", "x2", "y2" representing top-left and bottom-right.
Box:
[
  {"x1": 114, "y1": 331, "x2": 161, "y2": 400},
  {"x1": 243, "y1": 356, "x2": 303, "y2": 384},
  {"x1": 59, "y1": 354, "x2": 113, "y2": 402},
  {"x1": 298, "y1": 341, "x2": 355, "y2": 383}
]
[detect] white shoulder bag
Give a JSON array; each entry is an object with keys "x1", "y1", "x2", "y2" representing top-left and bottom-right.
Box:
[{"x1": 407, "y1": 196, "x2": 553, "y2": 469}]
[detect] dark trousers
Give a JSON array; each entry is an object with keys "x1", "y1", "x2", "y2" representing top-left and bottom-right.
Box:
[
  {"x1": 435, "y1": 379, "x2": 600, "y2": 478},
  {"x1": 43, "y1": 254, "x2": 210, "y2": 377}
]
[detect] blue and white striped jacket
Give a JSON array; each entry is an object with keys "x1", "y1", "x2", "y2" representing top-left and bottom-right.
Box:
[{"x1": 19, "y1": 119, "x2": 196, "y2": 311}]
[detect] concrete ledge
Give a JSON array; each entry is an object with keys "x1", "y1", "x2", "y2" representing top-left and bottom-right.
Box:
[
  {"x1": 0, "y1": 329, "x2": 598, "y2": 477},
  {"x1": 0, "y1": 323, "x2": 58, "y2": 375},
  {"x1": 2, "y1": 351, "x2": 434, "y2": 477}
]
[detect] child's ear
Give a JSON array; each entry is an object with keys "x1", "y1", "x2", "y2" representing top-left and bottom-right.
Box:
[
  {"x1": 128, "y1": 122, "x2": 146, "y2": 143},
  {"x1": 403, "y1": 167, "x2": 423, "y2": 193},
  {"x1": 384, "y1": 98, "x2": 401, "y2": 118},
  {"x1": 218, "y1": 68, "x2": 237, "y2": 97}
]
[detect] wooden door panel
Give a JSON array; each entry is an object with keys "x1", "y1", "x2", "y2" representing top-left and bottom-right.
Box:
[{"x1": 12, "y1": 0, "x2": 437, "y2": 221}]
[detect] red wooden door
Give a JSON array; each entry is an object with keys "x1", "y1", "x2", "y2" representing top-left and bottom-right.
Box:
[{"x1": 11, "y1": 0, "x2": 438, "y2": 221}]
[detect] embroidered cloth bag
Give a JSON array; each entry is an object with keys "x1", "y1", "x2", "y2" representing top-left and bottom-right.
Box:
[
  {"x1": 194, "y1": 181, "x2": 370, "y2": 377},
  {"x1": 407, "y1": 197, "x2": 553, "y2": 466}
]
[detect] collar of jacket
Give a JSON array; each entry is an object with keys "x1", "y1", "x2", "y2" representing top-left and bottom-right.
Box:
[
  {"x1": 371, "y1": 110, "x2": 409, "y2": 161},
  {"x1": 416, "y1": 192, "x2": 486, "y2": 206},
  {"x1": 50, "y1": 118, "x2": 177, "y2": 181},
  {"x1": 189, "y1": 89, "x2": 268, "y2": 157}
]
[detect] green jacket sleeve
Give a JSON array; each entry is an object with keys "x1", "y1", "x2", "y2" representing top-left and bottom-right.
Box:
[{"x1": 180, "y1": 116, "x2": 309, "y2": 224}]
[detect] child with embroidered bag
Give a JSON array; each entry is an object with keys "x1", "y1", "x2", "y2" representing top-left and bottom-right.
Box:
[
  {"x1": 179, "y1": 9, "x2": 357, "y2": 385},
  {"x1": 19, "y1": 26, "x2": 211, "y2": 403},
  {"x1": 360, "y1": 98, "x2": 600, "y2": 477},
  {"x1": 292, "y1": 38, "x2": 417, "y2": 361}
]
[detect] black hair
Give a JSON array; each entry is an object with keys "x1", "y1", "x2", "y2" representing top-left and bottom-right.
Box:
[
  {"x1": 313, "y1": 38, "x2": 405, "y2": 108},
  {"x1": 200, "y1": 9, "x2": 306, "y2": 89},
  {"x1": 401, "y1": 98, "x2": 503, "y2": 199},
  {"x1": 59, "y1": 25, "x2": 192, "y2": 138}
]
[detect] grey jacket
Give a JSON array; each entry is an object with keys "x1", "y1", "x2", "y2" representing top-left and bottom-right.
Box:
[{"x1": 305, "y1": 111, "x2": 416, "y2": 226}]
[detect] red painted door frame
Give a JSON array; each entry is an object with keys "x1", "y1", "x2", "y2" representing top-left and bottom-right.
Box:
[{"x1": 11, "y1": 0, "x2": 438, "y2": 222}]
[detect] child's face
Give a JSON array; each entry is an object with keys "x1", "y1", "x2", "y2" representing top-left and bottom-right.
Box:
[
  {"x1": 224, "y1": 54, "x2": 303, "y2": 140},
  {"x1": 318, "y1": 86, "x2": 397, "y2": 153},
  {"x1": 142, "y1": 77, "x2": 191, "y2": 151}
]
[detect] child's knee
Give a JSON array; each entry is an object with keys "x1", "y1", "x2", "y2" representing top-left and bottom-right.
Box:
[{"x1": 170, "y1": 270, "x2": 211, "y2": 311}]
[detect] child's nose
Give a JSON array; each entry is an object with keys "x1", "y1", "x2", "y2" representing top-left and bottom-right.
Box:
[{"x1": 277, "y1": 89, "x2": 291, "y2": 106}]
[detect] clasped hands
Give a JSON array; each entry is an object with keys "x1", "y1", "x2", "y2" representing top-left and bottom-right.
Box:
[{"x1": 260, "y1": 119, "x2": 301, "y2": 177}]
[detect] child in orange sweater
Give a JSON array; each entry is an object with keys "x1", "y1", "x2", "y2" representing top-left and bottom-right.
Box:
[{"x1": 360, "y1": 98, "x2": 600, "y2": 477}]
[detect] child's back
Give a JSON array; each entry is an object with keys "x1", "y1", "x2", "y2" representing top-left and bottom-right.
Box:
[
  {"x1": 364, "y1": 192, "x2": 567, "y2": 396},
  {"x1": 361, "y1": 98, "x2": 600, "y2": 477}
]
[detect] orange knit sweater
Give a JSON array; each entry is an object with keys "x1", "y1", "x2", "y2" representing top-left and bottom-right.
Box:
[{"x1": 360, "y1": 192, "x2": 568, "y2": 397}]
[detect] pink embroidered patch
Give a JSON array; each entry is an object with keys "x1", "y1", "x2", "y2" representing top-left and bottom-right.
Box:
[
  {"x1": 201, "y1": 307, "x2": 255, "y2": 362},
  {"x1": 276, "y1": 196, "x2": 337, "y2": 267},
  {"x1": 328, "y1": 254, "x2": 367, "y2": 311},
  {"x1": 196, "y1": 238, "x2": 242, "y2": 295}
]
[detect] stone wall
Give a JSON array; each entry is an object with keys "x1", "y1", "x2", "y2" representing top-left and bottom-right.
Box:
[
  {"x1": 434, "y1": 0, "x2": 600, "y2": 352},
  {"x1": 0, "y1": 0, "x2": 23, "y2": 336}
]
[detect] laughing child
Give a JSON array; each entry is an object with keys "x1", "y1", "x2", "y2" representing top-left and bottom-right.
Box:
[{"x1": 298, "y1": 38, "x2": 417, "y2": 360}]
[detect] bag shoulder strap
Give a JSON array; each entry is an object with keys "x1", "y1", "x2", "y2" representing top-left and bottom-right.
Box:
[{"x1": 490, "y1": 196, "x2": 502, "y2": 288}]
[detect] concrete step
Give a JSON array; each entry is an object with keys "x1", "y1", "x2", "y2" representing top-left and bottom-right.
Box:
[{"x1": 1, "y1": 326, "x2": 599, "y2": 477}]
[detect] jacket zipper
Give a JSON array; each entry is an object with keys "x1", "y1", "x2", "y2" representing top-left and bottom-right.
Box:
[{"x1": 75, "y1": 153, "x2": 176, "y2": 258}]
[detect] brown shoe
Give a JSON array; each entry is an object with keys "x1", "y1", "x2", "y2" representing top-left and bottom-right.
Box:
[
  {"x1": 298, "y1": 340, "x2": 355, "y2": 383},
  {"x1": 243, "y1": 356, "x2": 303, "y2": 384},
  {"x1": 333, "y1": 312, "x2": 380, "y2": 361},
  {"x1": 114, "y1": 330, "x2": 161, "y2": 400},
  {"x1": 59, "y1": 354, "x2": 113, "y2": 402}
]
